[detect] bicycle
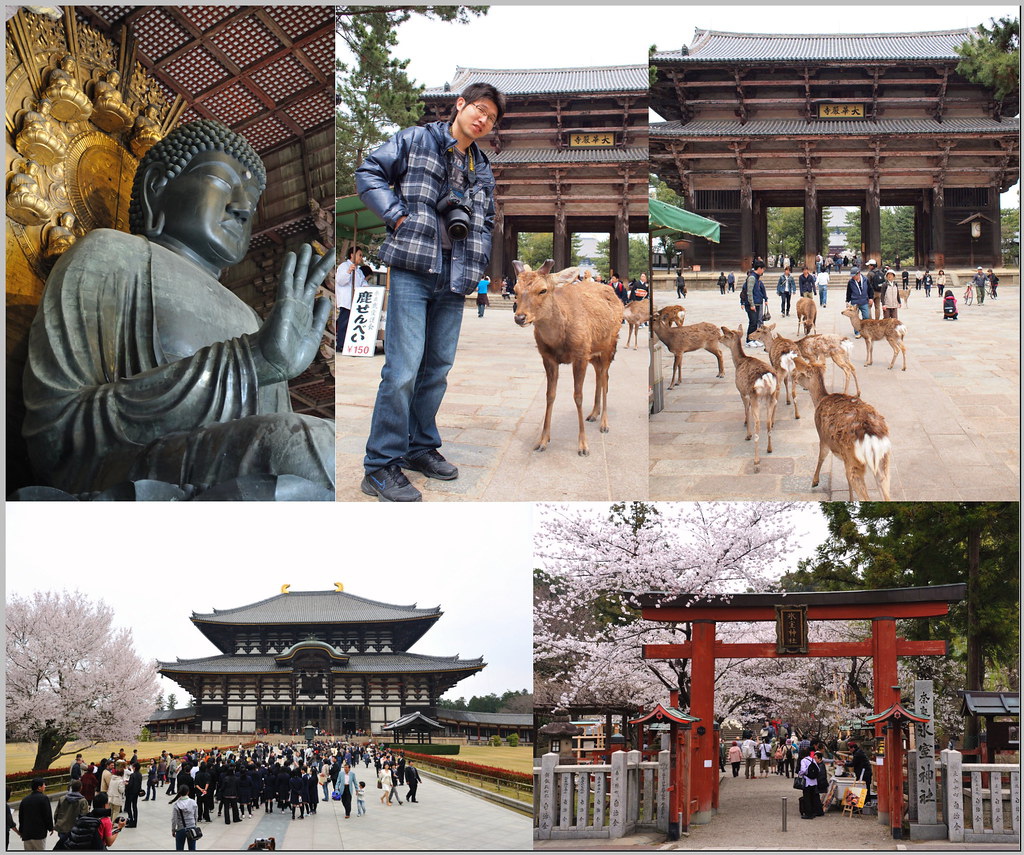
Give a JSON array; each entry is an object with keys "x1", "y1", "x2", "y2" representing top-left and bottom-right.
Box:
[{"x1": 962, "y1": 283, "x2": 974, "y2": 305}]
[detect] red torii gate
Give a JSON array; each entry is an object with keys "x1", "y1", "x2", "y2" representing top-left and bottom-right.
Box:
[{"x1": 638, "y1": 584, "x2": 965, "y2": 830}]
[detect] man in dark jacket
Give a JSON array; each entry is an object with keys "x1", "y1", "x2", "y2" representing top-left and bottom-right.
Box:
[
  {"x1": 17, "y1": 778, "x2": 53, "y2": 850},
  {"x1": 406, "y1": 761, "x2": 422, "y2": 803},
  {"x1": 845, "y1": 267, "x2": 873, "y2": 335},
  {"x1": 123, "y1": 763, "x2": 143, "y2": 827},
  {"x1": 355, "y1": 82, "x2": 505, "y2": 501},
  {"x1": 865, "y1": 259, "x2": 885, "y2": 319}
]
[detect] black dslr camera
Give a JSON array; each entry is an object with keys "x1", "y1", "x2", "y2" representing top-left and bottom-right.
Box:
[{"x1": 436, "y1": 188, "x2": 471, "y2": 241}]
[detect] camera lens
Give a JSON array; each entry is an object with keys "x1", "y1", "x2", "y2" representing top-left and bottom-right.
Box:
[{"x1": 447, "y1": 220, "x2": 468, "y2": 241}]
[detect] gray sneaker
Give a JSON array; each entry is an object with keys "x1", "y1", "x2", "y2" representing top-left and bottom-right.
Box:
[{"x1": 361, "y1": 465, "x2": 422, "y2": 502}]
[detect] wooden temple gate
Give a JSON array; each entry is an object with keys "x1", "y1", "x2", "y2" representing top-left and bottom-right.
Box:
[
  {"x1": 650, "y1": 29, "x2": 1019, "y2": 271},
  {"x1": 639, "y1": 584, "x2": 965, "y2": 837},
  {"x1": 421, "y1": 65, "x2": 650, "y2": 282}
]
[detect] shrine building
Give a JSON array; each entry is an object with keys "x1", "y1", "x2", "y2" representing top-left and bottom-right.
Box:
[
  {"x1": 650, "y1": 29, "x2": 1020, "y2": 271},
  {"x1": 420, "y1": 65, "x2": 649, "y2": 281},
  {"x1": 158, "y1": 587, "x2": 485, "y2": 736}
]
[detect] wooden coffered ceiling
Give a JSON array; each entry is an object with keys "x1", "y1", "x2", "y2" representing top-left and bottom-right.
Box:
[{"x1": 74, "y1": 5, "x2": 335, "y2": 250}]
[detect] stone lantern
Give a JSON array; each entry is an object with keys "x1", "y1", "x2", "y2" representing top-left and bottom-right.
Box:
[{"x1": 538, "y1": 706, "x2": 582, "y2": 763}]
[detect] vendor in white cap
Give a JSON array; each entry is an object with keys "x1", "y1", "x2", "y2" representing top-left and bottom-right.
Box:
[{"x1": 865, "y1": 258, "x2": 884, "y2": 319}]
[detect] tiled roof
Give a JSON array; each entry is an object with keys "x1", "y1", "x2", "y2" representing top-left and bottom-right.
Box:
[
  {"x1": 159, "y1": 652, "x2": 485, "y2": 675},
  {"x1": 424, "y1": 65, "x2": 648, "y2": 97},
  {"x1": 434, "y1": 709, "x2": 533, "y2": 726},
  {"x1": 492, "y1": 146, "x2": 648, "y2": 165},
  {"x1": 191, "y1": 590, "x2": 441, "y2": 625},
  {"x1": 960, "y1": 691, "x2": 1020, "y2": 717},
  {"x1": 383, "y1": 711, "x2": 444, "y2": 730},
  {"x1": 653, "y1": 28, "x2": 974, "y2": 63},
  {"x1": 651, "y1": 117, "x2": 1021, "y2": 137},
  {"x1": 148, "y1": 707, "x2": 198, "y2": 722}
]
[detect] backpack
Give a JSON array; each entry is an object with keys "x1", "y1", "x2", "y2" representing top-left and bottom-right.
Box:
[{"x1": 62, "y1": 814, "x2": 105, "y2": 850}]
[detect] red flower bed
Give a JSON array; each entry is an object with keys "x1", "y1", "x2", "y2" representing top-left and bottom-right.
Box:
[{"x1": 403, "y1": 751, "x2": 532, "y2": 786}]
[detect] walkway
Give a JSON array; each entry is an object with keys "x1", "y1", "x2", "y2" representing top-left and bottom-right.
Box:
[
  {"x1": 336, "y1": 301, "x2": 648, "y2": 501},
  {"x1": 16, "y1": 779, "x2": 532, "y2": 850},
  {"x1": 649, "y1": 287, "x2": 1020, "y2": 500}
]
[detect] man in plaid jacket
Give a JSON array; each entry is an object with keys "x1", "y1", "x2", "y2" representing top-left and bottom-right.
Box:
[{"x1": 356, "y1": 83, "x2": 504, "y2": 501}]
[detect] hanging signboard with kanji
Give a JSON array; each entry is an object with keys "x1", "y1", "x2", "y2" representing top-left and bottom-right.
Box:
[{"x1": 816, "y1": 102, "x2": 867, "y2": 119}]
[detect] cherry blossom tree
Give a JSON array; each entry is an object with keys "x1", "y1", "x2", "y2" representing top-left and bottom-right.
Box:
[
  {"x1": 534, "y1": 502, "x2": 873, "y2": 733},
  {"x1": 6, "y1": 590, "x2": 161, "y2": 771}
]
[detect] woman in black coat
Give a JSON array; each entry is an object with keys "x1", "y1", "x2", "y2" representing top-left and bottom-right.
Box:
[{"x1": 275, "y1": 766, "x2": 291, "y2": 812}]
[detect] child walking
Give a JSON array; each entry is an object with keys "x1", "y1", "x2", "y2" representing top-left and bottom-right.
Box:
[{"x1": 356, "y1": 781, "x2": 367, "y2": 816}]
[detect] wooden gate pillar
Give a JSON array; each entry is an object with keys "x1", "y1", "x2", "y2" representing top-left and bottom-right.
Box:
[
  {"x1": 803, "y1": 179, "x2": 820, "y2": 272},
  {"x1": 614, "y1": 211, "x2": 630, "y2": 280},
  {"x1": 491, "y1": 205, "x2": 505, "y2": 283},
  {"x1": 691, "y1": 620, "x2": 716, "y2": 823},
  {"x1": 553, "y1": 208, "x2": 569, "y2": 270},
  {"x1": 865, "y1": 182, "x2": 882, "y2": 263},
  {"x1": 739, "y1": 179, "x2": 753, "y2": 271},
  {"x1": 929, "y1": 185, "x2": 946, "y2": 270}
]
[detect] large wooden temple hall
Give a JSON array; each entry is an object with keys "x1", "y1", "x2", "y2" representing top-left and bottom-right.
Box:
[
  {"x1": 158, "y1": 587, "x2": 485, "y2": 736},
  {"x1": 421, "y1": 64, "x2": 649, "y2": 281},
  {"x1": 650, "y1": 29, "x2": 1020, "y2": 271}
]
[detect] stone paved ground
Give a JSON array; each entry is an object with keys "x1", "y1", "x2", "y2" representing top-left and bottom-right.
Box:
[
  {"x1": 336, "y1": 300, "x2": 648, "y2": 501},
  {"x1": 14, "y1": 776, "x2": 531, "y2": 850},
  {"x1": 649, "y1": 286, "x2": 1020, "y2": 501}
]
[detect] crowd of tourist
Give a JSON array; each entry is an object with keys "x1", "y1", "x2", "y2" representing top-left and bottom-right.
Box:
[{"x1": 9, "y1": 741, "x2": 425, "y2": 851}]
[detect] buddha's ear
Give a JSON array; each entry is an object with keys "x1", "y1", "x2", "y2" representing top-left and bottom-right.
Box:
[{"x1": 139, "y1": 161, "x2": 168, "y2": 238}]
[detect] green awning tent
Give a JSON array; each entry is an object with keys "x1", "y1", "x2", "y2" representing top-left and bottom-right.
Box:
[
  {"x1": 649, "y1": 197, "x2": 721, "y2": 243},
  {"x1": 336, "y1": 194, "x2": 387, "y2": 244}
]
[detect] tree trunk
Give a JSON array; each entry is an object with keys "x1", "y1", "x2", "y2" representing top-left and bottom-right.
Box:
[
  {"x1": 964, "y1": 523, "x2": 984, "y2": 750},
  {"x1": 32, "y1": 727, "x2": 69, "y2": 772}
]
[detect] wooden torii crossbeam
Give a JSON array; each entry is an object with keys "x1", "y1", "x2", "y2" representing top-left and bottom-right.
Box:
[{"x1": 638, "y1": 584, "x2": 965, "y2": 831}]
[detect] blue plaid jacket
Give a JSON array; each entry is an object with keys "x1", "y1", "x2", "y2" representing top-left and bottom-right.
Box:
[{"x1": 355, "y1": 121, "x2": 495, "y2": 295}]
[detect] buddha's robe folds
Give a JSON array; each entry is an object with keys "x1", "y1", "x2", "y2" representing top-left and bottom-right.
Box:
[{"x1": 23, "y1": 229, "x2": 334, "y2": 496}]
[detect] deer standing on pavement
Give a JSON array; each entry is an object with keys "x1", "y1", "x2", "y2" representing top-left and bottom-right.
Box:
[
  {"x1": 720, "y1": 325, "x2": 780, "y2": 471},
  {"x1": 622, "y1": 299, "x2": 650, "y2": 349},
  {"x1": 791, "y1": 357, "x2": 892, "y2": 500},
  {"x1": 651, "y1": 310, "x2": 725, "y2": 389},
  {"x1": 840, "y1": 305, "x2": 908, "y2": 370},
  {"x1": 513, "y1": 259, "x2": 623, "y2": 456},
  {"x1": 796, "y1": 296, "x2": 817, "y2": 336},
  {"x1": 749, "y1": 323, "x2": 802, "y2": 419},
  {"x1": 795, "y1": 333, "x2": 861, "y2": 397}
]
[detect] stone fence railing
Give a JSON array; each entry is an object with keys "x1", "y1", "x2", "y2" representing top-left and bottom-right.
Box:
[
  {"x1": 533, "y1": 749, "x2": 669, "y2": 841},
  {"x1": 941, "y1": 748, "x2": 1020, "y2": 844}
]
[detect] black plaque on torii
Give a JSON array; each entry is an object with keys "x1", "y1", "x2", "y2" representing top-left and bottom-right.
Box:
[{"x1": 775, "y1": 604, "x2": 808, "y2": 654}]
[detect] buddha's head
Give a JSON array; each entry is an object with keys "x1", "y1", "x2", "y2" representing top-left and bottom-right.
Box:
[{"x1": 129, "y1": 120, "x2": 267, "y2": 276}]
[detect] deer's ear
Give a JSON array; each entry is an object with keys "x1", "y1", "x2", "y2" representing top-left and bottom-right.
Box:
[{"x1": 554, "y1": 266, "x2": 579, "y2": 285}]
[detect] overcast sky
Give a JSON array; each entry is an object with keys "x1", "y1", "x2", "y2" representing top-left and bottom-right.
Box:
[
  {"x1": 378, "y1": 4, "x2": 1020, "y2": 207},
  {"x1": 6, "y1": 503, "x2": 535, "y2": 706}
]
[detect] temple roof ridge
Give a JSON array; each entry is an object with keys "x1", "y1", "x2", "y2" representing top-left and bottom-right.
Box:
[
  {"x1": 654, "y1": 27, "x2": 977, "y2": 62},
  {"x1": 424, "y1": 64, "x2": 648, "y2": 97},
  {"x1": 191, "y1": 589, "x2": 441, "y2": 625}
]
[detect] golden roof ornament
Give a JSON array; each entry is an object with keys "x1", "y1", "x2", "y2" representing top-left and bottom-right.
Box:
[{"x1": 43, "y1": 54, "x2": 92, "y2": 123}]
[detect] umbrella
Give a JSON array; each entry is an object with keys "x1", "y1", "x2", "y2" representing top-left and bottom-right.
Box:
[
  {"x1": 336, "y1": 194, "x2": 387, "y2": 244},
  {"x1": 649, "y1": 197, "x2": 722, "y2": 243}
]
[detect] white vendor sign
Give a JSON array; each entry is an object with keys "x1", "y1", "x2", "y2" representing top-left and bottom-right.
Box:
[{"x1": 342, "y1": 286, "x2": 385, "y2": 357}]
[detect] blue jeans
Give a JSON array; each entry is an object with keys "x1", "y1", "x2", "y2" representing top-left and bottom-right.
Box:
[
  {"x1": 857, "y1": 302, "x2": 871, "y2": 319},
  {"x1": 175, "y1": 828, "x2": 197, "y2": 851},
  {"x1": 364, "y1": 258, "x2": 465, "y2": 471},
  {"x1": 819, "y1": 287, "x2": 827, "y2": 306}
]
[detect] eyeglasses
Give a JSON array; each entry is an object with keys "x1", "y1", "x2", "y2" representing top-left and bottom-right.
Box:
[{"x1": 468, "y1": 101, "x2": 498, "y2": 125}]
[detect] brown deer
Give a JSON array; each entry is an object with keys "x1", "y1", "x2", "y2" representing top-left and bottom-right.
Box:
[
  {"x1": 840, "y1": 306, "x2": 908, "y2": 370},
  {"x1": 791, "y1": 357, "x2": 892, "y2": 500},
  {"x1": 720, "y1": 325, "x2": 780, "y2": 471},
  {"x1": 513, "y1": 259, "x2": 623, "y2": 456},
  {"x1": 658, "y1": 304, "x2": 686, "y2": 327},
  {"x1": 748, "y1": 323, "x2": 802, "y2": 419},
  {"x1": 795, "y1": 333, "x2": 861, "y2": 397},
  {"x1": 651, "y1": 310, "x2": 725, "y2": 389},
  {"x1": 622, "y1": 299, "x2": 651, "y2": 350},
  {"x1": 795, "y1": 296, "x2": 817, "y2": 336}
]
